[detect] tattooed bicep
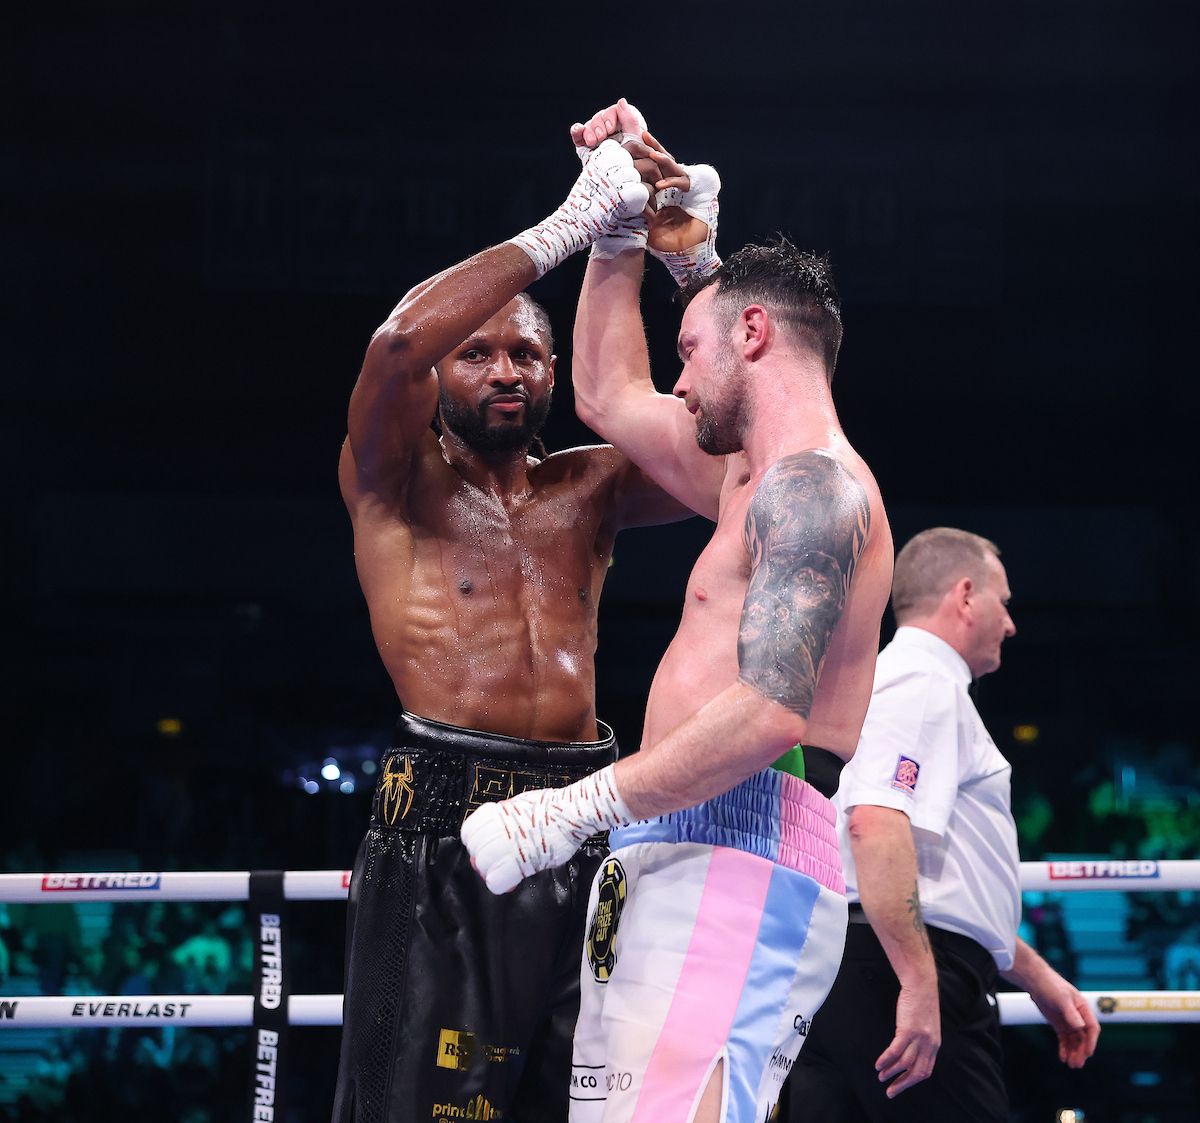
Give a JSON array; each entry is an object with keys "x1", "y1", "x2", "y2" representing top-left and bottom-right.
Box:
[{"x1": 737, "y1": 450, "x2": 871, "y2": 716}]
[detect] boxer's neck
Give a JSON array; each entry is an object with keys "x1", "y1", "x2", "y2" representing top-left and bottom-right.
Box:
[{"x1": 439, "y1": 432, "x2": 536, "y2": 501}]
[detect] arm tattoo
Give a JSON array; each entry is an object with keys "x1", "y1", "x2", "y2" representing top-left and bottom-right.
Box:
[
  {"x1": 737, "y1": 450, "x2": 871, "y2": 716},
  {"x1": 907, "y1": 882, "x2": 932, "y2": 953}
]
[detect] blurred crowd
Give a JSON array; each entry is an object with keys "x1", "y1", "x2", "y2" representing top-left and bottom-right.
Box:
[
  {"x1": 1, "y1": 739, "x2": 1196, "y2": 1120},
  {"x1": 0, "y1": 837, "x2": 342, "y2": 1121}
]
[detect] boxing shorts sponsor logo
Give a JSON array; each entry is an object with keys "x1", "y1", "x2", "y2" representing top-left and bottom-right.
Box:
[
  {"x1": 469, "y1": 765, "x2": 569, "y2": 808},
  {"x1": 569, "y1": 1067, "x2": 605, "y2": 1102},
  {"x1": 587, "y1": 857, "x2": 627, "y2": 983},
  {"x1": 793, "y1": 1013, "x2": 811, "y2": 1036},
  {"x1": 890, "y1": 756, "x2": 920, "y2": 795},
  {"x1": 431, "y1": 1094, "x2": 502, "y2": 1120},
  {"x1": 379, "y1": 754, "x2": 416, "y2": 825},
  {"x1": 768, "y1": 1048, "x2": 794, "y2": 1074},
  {"x1": 41, "y1": 873, "x2": 161, "y2": 892},
  {"x1": 1049, "y1": 860, "x2": 1160, "y2": 880},
  {"x1": 606, "y1": 1071, "x2": 632, "y2": 1093},
  {"x1": 437, "y1": 1029, "x2": 474, "y2": 1070},
  {"x1": 436, "y1": 1028, "x2": 520, "y2": 1071}
]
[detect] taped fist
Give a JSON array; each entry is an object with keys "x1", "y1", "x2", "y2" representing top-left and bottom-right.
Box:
[
  {"x1": 570, "y1": 98, "x2": 656, "y2": 259},
  {"x1": 631, "y1": 131, "x2": 722, "y2": 285},
  {"x1": 570, "y1": 96, "x2": 649, "y2": 156},
  {"x1": 510, "y1": 141, "x2": 651, "y2": 277},
  {"x1": 460, "y1": 763, "x2": 634, "y2": 894}
]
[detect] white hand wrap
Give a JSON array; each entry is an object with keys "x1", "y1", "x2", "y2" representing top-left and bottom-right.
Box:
[
  {"x1": 649, "y1": 162, "x2": 722, "y2": 286},
  {"x1": 460, "y1": 763, "x2": 634, "y2": 894},
  {"x1": 589, "y1": 214, "x2": 648, "y2": 260},
  {"x1": 655, "y1": 186, "x2": 684, "y2": 210},
  {"x1": 510, "y1": 141, "x2": 650, "y2": 277},
  {"x1": 574, "y1": 102, "x2": 651, "y2": 261}
]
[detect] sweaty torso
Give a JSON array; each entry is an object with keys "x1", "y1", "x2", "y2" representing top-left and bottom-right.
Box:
[
  {"x1": 348, "y1": 442, "x2": 624, "y2": 742},
  {"x1": 644, "y1": 440, "x2": 893, "y2": 761}
]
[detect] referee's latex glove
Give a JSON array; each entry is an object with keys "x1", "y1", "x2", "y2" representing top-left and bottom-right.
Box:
[
  {"x1": 461, "y1": 763, "x2": 634, "y2": 894},
  {"x1": 509, "y1": 141, "x2": 650, "y2": 277}
]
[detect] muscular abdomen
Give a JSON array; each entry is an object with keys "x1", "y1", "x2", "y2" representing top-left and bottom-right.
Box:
[{"x1": 356, "y1": 519, "x2": 604, "y2": 742}]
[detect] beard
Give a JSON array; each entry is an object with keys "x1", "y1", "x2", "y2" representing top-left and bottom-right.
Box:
[
  {"x1": 438, "y1": 386, "x2": 552, "y2": 454},
  {"x1": 694, "y1": 358, "x2": 750, "y2": 456}
]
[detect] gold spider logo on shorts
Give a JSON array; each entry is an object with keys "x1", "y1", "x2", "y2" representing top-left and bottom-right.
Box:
[{"x1": 378, "y1": 754, "x2": 415, "y2": 825}]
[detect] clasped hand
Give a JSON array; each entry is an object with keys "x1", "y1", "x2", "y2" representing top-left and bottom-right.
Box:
[{"x1": 570, "y1": 98, "x2": 715, "y2": 254}]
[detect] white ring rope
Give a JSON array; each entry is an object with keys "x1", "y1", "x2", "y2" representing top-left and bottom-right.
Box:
[
  {"x1": 0, "y1": 995, "x2": 339, "y2": 1028},
  {"x1": 0, "y1": 869, "x2": 349, "y2": 903},
  {"x1": 0, "y1": 859, "x2": 1193, "y2": 903},
  {"x1": 1, "y1": 992, "x2": 1197, "y2": 1029},
  {"x1": 2, "y1": 860, "x2": 1196, "y2": 1029}
]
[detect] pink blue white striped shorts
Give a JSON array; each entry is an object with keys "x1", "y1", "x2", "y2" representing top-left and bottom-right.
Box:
[{"x1": 569, "y1": 767, "x2": 847, "y2": 1123}]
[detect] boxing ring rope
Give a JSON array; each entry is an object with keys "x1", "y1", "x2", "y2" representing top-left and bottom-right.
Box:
[
  {"x1": 0, "y1": 869, "x2": 350, "y2": 904},
  {"x1": 3, "y1": 991, "x2": 1198, "y2": 1028},
  {"x1": 2, "y1": 860, "x2": 1198, "y2": 1029},
  {"x1": 2, "y1": 860, "x2": 1191, "y2": 903}
]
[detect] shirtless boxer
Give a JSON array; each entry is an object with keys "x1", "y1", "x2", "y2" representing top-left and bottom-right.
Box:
[
  {"x1": 331, "y1": 138, "x2": 689, "y2": 1123},
  {"x1": 462, "y1": 105, "x2": 895, "y2": 1123}
]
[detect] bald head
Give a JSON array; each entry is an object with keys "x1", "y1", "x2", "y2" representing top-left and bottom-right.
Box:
[
  {"x1": 892, "y1": 528, "x2": 1001, "y2": 625},
  {"x1": 514, "y1": 292, "x2": 553, "y2": 354}
]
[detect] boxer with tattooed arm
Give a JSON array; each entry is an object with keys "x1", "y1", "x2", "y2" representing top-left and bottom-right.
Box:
[{"x1": 463, "y1": 100, "x2": 895, "y2": 1123}]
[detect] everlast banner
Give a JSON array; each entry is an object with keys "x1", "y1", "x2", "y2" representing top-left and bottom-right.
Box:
[{"x1": 246, "y1": 871, "x2": 289, "y2": 1123}]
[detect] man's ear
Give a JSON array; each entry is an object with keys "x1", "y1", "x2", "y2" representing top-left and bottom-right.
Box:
[
  {"x1": 547, "y1": 354, "x2": 557, "y2": 388},
  {"x1": 740, "y1": 305, "x2": 770, "y2": 362},
  {"x1": 957, "y1": 577, "x2": 976, "y2": 616}
]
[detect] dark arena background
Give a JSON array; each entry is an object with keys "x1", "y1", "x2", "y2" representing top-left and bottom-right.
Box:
[{"x1": 4, "y1": 3, "x2": 1198, "y2": 1121}]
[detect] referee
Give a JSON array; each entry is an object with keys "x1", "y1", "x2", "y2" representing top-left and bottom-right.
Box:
[{"x1": 784, "y1": 527, "x2": 1099, "y2": 1122}]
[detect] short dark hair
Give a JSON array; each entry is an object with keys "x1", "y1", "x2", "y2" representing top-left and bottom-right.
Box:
[{"x1": 680, "y1": 237, "x2": 843, "y2": 376}]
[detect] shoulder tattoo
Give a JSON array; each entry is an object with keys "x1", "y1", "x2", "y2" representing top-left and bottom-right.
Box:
[{"x1": 738, "y1": 450, "x2": 871, "y2": 716}]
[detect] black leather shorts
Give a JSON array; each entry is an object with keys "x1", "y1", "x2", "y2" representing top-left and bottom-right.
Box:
[{"x1": 331, "y1": 710, "x2": 617, "y2": 1123}]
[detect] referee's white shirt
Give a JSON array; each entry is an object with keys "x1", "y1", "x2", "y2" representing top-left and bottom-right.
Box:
[{"x1": 834, "y1": 626, "x2": 1021, "y2": 970}]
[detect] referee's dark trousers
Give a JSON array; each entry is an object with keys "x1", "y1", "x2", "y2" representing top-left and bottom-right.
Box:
[{"x1": 782, "y1": 909, "x2": 1008, "y2": 1122}]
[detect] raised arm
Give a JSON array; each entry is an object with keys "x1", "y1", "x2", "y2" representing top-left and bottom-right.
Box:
[
  {"x1": 573, "y1": 251, "x2": 726, "y2": 519},
  {"x1": 568, "y1": 103, "x2": 727, "y2": 520},
  {"x1": 343, "y1": 140, "x2": 651, "y2": 501},
  {"x1": 344, "y1": 246, "x2": 536, "y2": 498}
]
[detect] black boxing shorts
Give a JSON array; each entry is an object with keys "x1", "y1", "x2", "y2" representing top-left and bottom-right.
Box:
[{"x1": 331, "y1": 710, "x2": 617, "y2": 1123}]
